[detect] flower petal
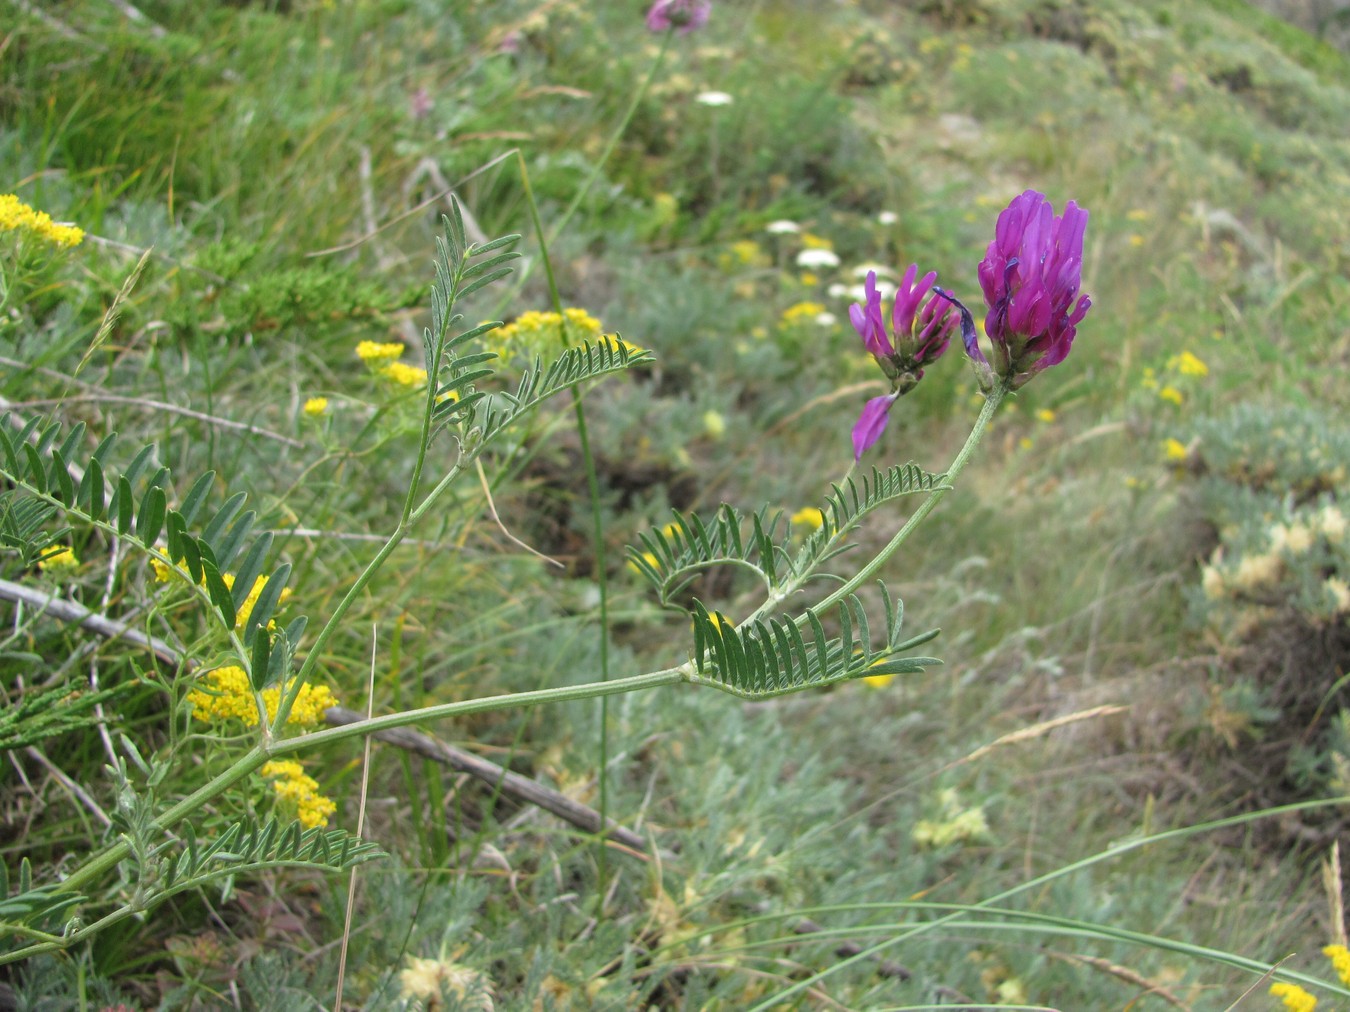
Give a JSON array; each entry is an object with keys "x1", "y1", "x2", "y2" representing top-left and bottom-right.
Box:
[{"x1": 852, "y1": 394, "x2": 899, "y2": 460}]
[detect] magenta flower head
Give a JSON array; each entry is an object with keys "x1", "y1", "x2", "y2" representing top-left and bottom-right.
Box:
[
  {"x1": 647, "y1": 0, "x2": 711, "y2": 33},
  {"x1": 848, "y1": 266, "x2": 958, "y2": 460},
  {"x1": 940, "y1": 190, "x2": 1091, "y2": 391}
]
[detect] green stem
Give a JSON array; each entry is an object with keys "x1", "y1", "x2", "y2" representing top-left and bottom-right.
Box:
[
  {"x1": 270, "y1": 668, "x2": 683, "y2": 755},
  {"x1": 572, "y1": 388, "x2": 612, "y2": 898},
  {"x1": 58, "y1": 745, "x2": 269, "y2": 895},
  {"x1": 497, "y1": 31, "x2": 673, "y2": 313},
  {"x1": 814, "y1": 382, "x2": 1007, "y2": 615},
  {"x1": 545, "y1": 31, "x2": 672, "y2": 247},
  {"x1": 749, "y1": 382, "x2": 1008, "y2": 626},
  {"x1": 518, "y1": 148, "x2": 615, "y2": 902},
  {"x1": 50, "y1": 666, "x2": 686, "y2": 906}
]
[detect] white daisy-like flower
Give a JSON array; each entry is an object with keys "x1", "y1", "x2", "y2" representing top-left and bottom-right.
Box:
[
  {"x1": 877, "y1": 210, "x2": 899, "y2": 225},
  {"x1": 827, "y1": 282, "x2": 849, "y2": 299},
  {"x1": 694, "y1": 90, "x2": 734, "y2": 106},
  {"x1": 765, "y1": 219, "x2": 801, "y2": 234},
  {"x1": 845, "y1": 280, "x2": 895, "y2": 302},
  {"x1": 795, "y1": 248, "x2": 841, "y2": 269},
  {"x1": 852, "y1": 262, "x2": 896, "y2": 280},
  {"x1": 815, "y1": 311, "x2": 838, "y2": 326}
]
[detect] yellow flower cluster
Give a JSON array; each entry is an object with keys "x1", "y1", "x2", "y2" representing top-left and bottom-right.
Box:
[
  {"x1": 799, "y1": 232, "x2": 833, "y2": 250},
  {"x1": 1168, "y1": 350, "x2": 1209, "y2": 377},
  {"x1": 496, "y1": 307, "x2": 604, "y2": 351},
  {"x1": 379, "y1": 361, "x2": 428, "y2": 388},
  {"x1": 302, "y1": 397, "x2": 328, "y2": 416},
  {"x1": 780, "y1": 301, "x2": 826, "y2": 324},
  {"x1": 355, "y1": 340, "x2": 405, "y2": 362},
  {"x1": 187, "y1": 665, "x2": 338, "y2": 728},
  {"x1": 0, "y1": 194, "x2": 84, "y2": 248},
  {"x1": 1142, "y1": 350, "x2": 1209, "y2": 406},
  {"x1": 151, "y1": 562, "x2": 292, "y2": 631},
  {"x1": 260, "y1": 760, "x2": 337, "y2": 829},
  {"x1": 39, "y1": 545, "x2": 78, "y2": 570},
  {"x1": 1324, "y1": 943, "x2": 1350, "y2": 984},
  {"x1": 1163, "y1": 438, "x2": 1188, "y2": 462},
  {"x1": 863, "y1": 656, "x2": 895, "y2": 689},
  {"x1": 789, "y1": 507, "x2": 825, "y2": 532},
  {"x1": 911, "y1": 789, "x2": 989, "y2": 848},
  {"x1": 1270, "y1": 981, "x2": 1317, "y2": 1011}
]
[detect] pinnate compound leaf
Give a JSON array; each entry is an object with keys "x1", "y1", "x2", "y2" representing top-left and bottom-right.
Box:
[{"x1": 687, "y1": 594, "x2": 941, "y2": 700}]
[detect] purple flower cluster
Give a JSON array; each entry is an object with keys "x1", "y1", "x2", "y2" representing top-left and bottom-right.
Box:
[
  {"x1": 849, "y1": 267, "x2": 958, "y2": 460},
  {"x1": 849, "y1": 189, "x2": 1092, "y2": 458},
  {"x1": 646, "y1": 0, "x2": 711, "y2": 33}
]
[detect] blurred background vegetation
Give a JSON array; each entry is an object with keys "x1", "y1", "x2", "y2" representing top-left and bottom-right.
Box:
[{"x1": 2, "y1": 0, "x2": 1349, "y2": 1007}]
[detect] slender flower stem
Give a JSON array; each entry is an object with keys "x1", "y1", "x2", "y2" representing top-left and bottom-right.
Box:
[
  {"x1": 517, "y1": 149, "x2": 616, "y2": 901},
  {"x1": 746, "y1": 382, "x2": 1008, "y2": 627},
  {"x1": 814, "y1": 382, "x2": 1007, "y2": 615},
  {"x1": 545, "y1": 31, "x2": 673, "y2": 247},
  {"x1": 270, "y1": 669, "x2": 684, "y2": 755},
  {"x1": 495, "y1": 31, "x2": 673, "y2": 313}
]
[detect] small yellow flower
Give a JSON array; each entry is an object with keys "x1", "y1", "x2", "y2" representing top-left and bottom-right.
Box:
[
  {"x1": 150, "y1": 558, "x2": 175, "y2": 583},
  {"x1": 730, "y1": 239, "x2": 762, "y2": 264},
  {"x1": 862, "y1": 657, "x2": 895, "y2": 689},
  {"x1": 260, "y1": 759, "x2": 337, "y2": 828},
  {"x1": 1035, "y1": 408, "x2": 1056, "y2": 423},
  {"x1": 302, "y1": 397, "x2": 328, "y2": 417},
  {"x1": 1125, "y1": 208, "x2": 1151, "y2": 222},
  {"x1": 1140, "y1": 367, "x2": 1159, "y2": 390},
  {"x1": 627, "y1": 550, "x2": 660, "y2": 575},
  {"x1": 1163, "y1": 438, "x2": 1188, "y2": 461},
  {"x1": 599, "y1": 335, "x2": 645, "y2": 356},
  {"x1": 799, "y1": 232, "x2": 833, "y2": 250},
  {"x1": 355, "y1": 340, "x2": 404, "y2": 362},
  {"x1": 799, "y1": 272, "x2": 819, "y2": 286},
  {"x1": 379, "y1": 361, "x2": 428, "y2": 388},
  {"x1": 1018, "y1": 436, "x2": 1033, "y2": 450},
  {"x1": 226, "y1": 572, "x2": 292, "y2": 631},
  {"x1": 38, "y1": 545, "x2": 78, "y2": 570},
  {"x1": 1158, "y1": 385, "x2": 1184, "y2": 405},
  {"x1": 187, "y1": 666, "x2": 338, "y2": 728},
  {"x1": 562, "y1": 307, "x2": 603, "y2": 342},
  {"x1": 1127, "y1": 234, "x2": 1145, "y2": 247},
  {"x1": 0, "y1": 193, "x2": 84, "y2": 247},
  {"x1": 703, "y1": 410, "x2": 726, "y2": 439},
  {"x1": 1167, "y1": 350, "x2": 1209, "y2": 377},
  {"x1": 1324, "y1": 943, "x2": 1350, "y2": 985},
  {"x1": 789, "y1": 507, "x2": 825, "y2": 532},
  {"x1": 781, "y1": 301, "x2": 826, "y2": 324},
  {"x1": 1270, "y1": 981, "x2": 1318, "y2": 1012}
]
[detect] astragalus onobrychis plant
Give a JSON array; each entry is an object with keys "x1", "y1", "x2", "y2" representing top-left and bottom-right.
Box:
[{"x1": 0, "y1": 188, "x2": 1098, "y2": 980}]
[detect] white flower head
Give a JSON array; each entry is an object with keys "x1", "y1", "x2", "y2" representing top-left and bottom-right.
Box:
[
  {"x1": 826, "y1": 282, "x2": 849, "y2": 299},
  {"x1": 815, "y1": 311, "x2": 838, "y2": 326},
  {"x1": 852, "y1": 262, "x2": 896, "y2": 280},
  {"x1": 877, "y1": 210, "x2": 899, "y2": 225},
  {"x1": 694, "y1": 90, "x2": 734, "y2": 106},
  {"x1": 795, "y1": 248, "x2": 841, "y2": 269},
  {"x1": 765, "y1": 219, "x2": 801, "y2": 235},
  {"x1": 845, "y1": 280, "x2": 895, "y2": 302}
]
